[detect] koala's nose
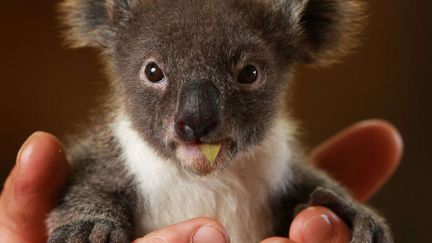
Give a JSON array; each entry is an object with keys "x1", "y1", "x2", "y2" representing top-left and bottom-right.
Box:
[{"x1": 175, "y1": 80, "x2": 221, "y2": 141}]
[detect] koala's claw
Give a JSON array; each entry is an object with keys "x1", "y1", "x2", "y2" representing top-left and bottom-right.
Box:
[
  {"x1": 48, "y1": 219, "x2": 129, "y2": 243},
  {"x1": 308, "y1": 187, "x2": 393, "y2": 243}
]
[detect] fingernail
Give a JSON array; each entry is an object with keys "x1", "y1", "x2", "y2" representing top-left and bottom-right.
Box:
[
  {"x1": 17, "y1": 132, "x2": 43, "y2": 166},
  {"x1": 137, "y1": 236, "x2": 168, "y2": 243},
  {"x1": 192, "y1": 225, "x2": 228, "y2": 243},
  {"x1": 302, "y1": 214, "x2": 336, "y2": 243}
]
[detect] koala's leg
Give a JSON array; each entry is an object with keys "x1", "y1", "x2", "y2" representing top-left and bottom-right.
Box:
[
  {"x1": 269, "y1": 163, "x2": 393, "y2": 243},
  {"x1": 46, "y1": 171, "x2": 136, "y2": 243}
]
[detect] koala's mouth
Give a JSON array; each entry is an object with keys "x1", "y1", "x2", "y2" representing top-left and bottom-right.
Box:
[
  {"x1": 175, "y1": 139, "x2": 234, "y2": 176},
  {"x1": 197, "y1": 143, "x2": 222, "y2": 163}
]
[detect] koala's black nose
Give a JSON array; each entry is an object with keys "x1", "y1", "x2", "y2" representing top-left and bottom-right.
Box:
[{"x1": 175, "y1": 80, "x2": 221, "y2": 141}]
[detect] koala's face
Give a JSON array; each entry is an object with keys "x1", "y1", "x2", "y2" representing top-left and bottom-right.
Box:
[
  {"x1": 62, "y1": 0, "x2": 364, "y2": 175},
  {"x1": 112, "y1": 0, "x2": 291, "y2": 175}
]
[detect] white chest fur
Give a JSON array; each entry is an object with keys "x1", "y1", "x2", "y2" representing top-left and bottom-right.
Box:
[{"x1": 114, "y1": 115, "x2": 295, "y2": 243}]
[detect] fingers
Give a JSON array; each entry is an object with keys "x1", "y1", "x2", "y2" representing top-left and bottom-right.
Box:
[
  {"x1": 310, "y1": 119, "x2": 403, "y2": 202},
  {"x1": 134, "y1": 217, "x2": 229, "y2": 243},
  {"x1": 0, "y1": 132, "x2": 69, "y2": 243},
  {"x1": 261, "y1": 207, "x2": 350, "y2": 243},
  {"x1": 289, "y1": 207, "x2": 350, "y2": 243},
  {"x1": 260, "y1": 237, "x2": 296, "y2": 243}
]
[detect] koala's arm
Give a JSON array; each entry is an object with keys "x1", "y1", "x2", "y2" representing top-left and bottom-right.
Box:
[
  {"x1": 270, "y1": 163, "x2": 393, "y2": 243},
  {"x1": 46, "y1": 157, "x2": 136, "y2": 243}
]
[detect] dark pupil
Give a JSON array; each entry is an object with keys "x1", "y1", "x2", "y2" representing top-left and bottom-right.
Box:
[
  {"x1": 238, "y1": 65, "x2": 258, "y2": 84},
  {"x1": 145, "y1": 62, "x2": 164, "y2": 82}
]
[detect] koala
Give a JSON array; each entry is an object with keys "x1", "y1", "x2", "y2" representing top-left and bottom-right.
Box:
[{"x1": 47, "y1": 0, "x2": 393, "y2": 242}]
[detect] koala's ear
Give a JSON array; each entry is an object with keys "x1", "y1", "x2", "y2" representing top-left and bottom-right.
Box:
[
  {"x1": 269, "y1": 0, "x2": 366, "y2": 66},
  {"x1": 59, "y1": 0, "x2": 137, "y2": 48}
]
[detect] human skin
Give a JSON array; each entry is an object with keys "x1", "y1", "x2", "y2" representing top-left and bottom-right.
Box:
[{"x1": 0, "y1": 120, "x2": 402, "y2": 243}]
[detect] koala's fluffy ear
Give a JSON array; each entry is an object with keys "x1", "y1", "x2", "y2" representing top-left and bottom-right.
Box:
[
  {"x1": 59, "y1": 0, "x2": 136, "y2": 48},
  {"x1": 269, "y1": 0, "x2": 366, "y2": 66}
]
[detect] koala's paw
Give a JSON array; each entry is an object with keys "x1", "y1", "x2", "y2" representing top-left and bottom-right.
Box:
[
  {"x1": 48, "y1": 219, "x2": 130, "y2": 243},
  {"x1": 308, "y1": 187, "x2": 393, "y2": 243}
]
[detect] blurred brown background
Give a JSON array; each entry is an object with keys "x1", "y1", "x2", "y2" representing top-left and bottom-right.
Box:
[{"x1": 1, "y1": 1, "x2": 431, "y2": 242}]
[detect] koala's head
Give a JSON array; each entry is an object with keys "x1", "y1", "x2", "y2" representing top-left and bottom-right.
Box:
[{"x1": 62, "y1": 0, "x2": 364, "y2": 175}]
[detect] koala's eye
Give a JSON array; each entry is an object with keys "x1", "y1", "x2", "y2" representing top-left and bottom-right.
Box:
[
  {"x1": 144, "y1": 62, "x2": 165, "y2": 83},
  {"x1": 238, "y1": 65, "x2": 258, "y2": 84}
]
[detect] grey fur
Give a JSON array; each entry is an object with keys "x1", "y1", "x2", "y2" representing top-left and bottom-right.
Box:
[{"x1": 47, "y1": 0, "x2": 392, "y2": 242}]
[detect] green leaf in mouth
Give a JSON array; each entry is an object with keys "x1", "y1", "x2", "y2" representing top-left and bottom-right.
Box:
[{"x1": 198, "y1": 144, "x2": 222, "y2": 164}]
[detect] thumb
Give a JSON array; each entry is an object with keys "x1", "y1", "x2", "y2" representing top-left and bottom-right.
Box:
[
  {"x1": 289, "y1": 207, "x2": 351, "y2": 243},
  {"x1": 0, "y1": 132, "x2": 69, "y2": 243},
  {"x1": 134, "y1": 217, "x2": 229, "y2": 243},
  {"x1": 310, "y1": 120, "x2": 402, "y2": 202}
]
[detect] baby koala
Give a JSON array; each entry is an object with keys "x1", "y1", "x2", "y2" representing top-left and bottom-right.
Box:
[{"x1": 47, "y1": 0, "x2": 393, "y2": 242}]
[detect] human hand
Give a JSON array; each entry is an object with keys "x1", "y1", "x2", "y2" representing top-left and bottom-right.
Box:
[
  {"x1": 0, "y1": 120, "x2": 402, "y2": 243},
  {"x1": 261, "y1": 119, "x2": 402, "y2": 243},
  {"x1": 135, "y1": 120, "x2": 402, "y2": 243},
  {"x1": 0, "y1": 132, "x2": 68, "y2": 243}
]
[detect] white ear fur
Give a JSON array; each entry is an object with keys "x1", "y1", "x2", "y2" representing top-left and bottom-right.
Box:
[{"x1": 60, "y1": 0, "x2": 135, "y2": 48}]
